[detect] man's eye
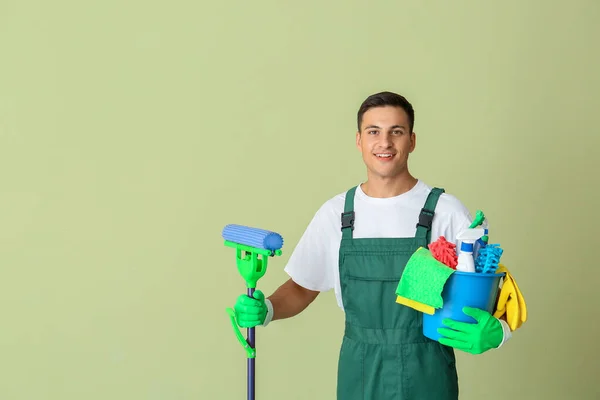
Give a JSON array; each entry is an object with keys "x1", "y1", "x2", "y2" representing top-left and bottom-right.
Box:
[{"x1": 393, "y1": 130, "x2": 404, "y2": 135}]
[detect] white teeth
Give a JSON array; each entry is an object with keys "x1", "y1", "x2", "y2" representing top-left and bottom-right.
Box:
[{"x1": 376, "y1": 154, "x2": 392, "y2": 158}]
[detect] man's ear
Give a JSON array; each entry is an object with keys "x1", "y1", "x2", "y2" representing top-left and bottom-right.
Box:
[
  {"x1": 355, "y1": 131, "x2": 361, "y2": 150},
  {"x1": 409, "y1": 131, "x2": 416, "y2": 152}
]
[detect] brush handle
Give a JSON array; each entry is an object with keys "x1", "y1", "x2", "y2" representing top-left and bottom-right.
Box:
[{"x1": 247, "y1": 288, "x2": 256, "y2": 400}]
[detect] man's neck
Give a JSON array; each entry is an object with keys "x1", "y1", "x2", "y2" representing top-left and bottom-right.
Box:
[{"x1": 361, "y1": 173, "x2": 418, "y2": 198}]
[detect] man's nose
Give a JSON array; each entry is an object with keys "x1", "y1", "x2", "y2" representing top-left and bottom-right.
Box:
[{"x1": 380, "y1": 132, "x2": 393, "y2": 146}]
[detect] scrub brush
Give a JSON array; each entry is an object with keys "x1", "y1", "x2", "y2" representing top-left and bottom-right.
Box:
[
  {"x1": 428, "y1": 236, "x2": 458, "y2": 269},
  {"x1": 475, "y1": 243, "x2": 503, "y2": 273}
]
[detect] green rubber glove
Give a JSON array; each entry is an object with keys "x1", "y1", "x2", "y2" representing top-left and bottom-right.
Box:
[
  {"x1": 233, "y1": 290, "x2": 267, "y2": 328},
  {"x1": 437, "y1": 306, "x2": 503, "y2": 354}
]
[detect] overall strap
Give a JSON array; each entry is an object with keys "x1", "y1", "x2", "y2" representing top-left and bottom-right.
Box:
[
  {"x1": 341, "y1": 186, "x2": 357, "y2": 240},
  {"x1": 415, "y1": 187, "x2": 445, "y2": 243}
]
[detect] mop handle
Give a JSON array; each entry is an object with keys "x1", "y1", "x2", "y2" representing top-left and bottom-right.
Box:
[{"x1": 247, "y1": 287, "x2": 256, "y2": 400}]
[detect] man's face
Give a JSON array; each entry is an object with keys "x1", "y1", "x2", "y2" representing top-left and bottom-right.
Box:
[{"x1": 356, "y1": 106, "x2": 416, "y2": 180}]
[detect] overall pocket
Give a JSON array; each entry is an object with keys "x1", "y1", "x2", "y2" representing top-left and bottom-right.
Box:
[{"x1": 341, "y1": 252, "x2": 418, "y2": 329}]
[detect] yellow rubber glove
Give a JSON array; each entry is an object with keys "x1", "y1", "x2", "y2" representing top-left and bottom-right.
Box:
[{"x1": 493, "y1": 264, "x2": 527, "y2": 331}]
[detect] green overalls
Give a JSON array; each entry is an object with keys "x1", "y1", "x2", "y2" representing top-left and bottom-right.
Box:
[{"x1": 336, "y1": 186, "x2": 459, "y2": 400}]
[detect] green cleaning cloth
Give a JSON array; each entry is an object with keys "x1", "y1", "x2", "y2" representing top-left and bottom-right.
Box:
[{"x1": 395, "y1": 246, "x2": 455, "y2": 310}]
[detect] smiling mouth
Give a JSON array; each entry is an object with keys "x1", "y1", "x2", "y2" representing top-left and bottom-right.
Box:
[{"x1": 374, "y1": 153, "x2": 395, "y2": 159}]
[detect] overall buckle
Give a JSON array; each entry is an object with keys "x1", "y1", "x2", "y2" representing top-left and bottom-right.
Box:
[
  {"x1": 341, "y1": 211, "x2": 355, "y2": 230},
  {"x1": 416, "y1": 208, "x2": 434, "y2": 229}
]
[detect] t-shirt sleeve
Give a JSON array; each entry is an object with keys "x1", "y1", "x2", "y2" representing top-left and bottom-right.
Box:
[
  {"x1": 283, "y1": 204, "x2": 337, "y2": 292},
  {"x1": 443, "y1": 198, "x2": 473, "y2": 246}
]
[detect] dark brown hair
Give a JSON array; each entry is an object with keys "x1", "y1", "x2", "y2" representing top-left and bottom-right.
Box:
[{"x1": 357, "y1": 91, "x2": 415, "y2": 132}]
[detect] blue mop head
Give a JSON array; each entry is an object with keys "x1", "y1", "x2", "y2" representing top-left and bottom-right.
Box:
[
  {"x1": 222, "y1": 224, "x2": 284, "y2": 251},
  {"x1": 475, "y1": 243, "x2": 504, "y2": 273}
]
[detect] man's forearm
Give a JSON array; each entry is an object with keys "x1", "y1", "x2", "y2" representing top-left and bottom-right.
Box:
[{"x1": 267, "y1": 278, "x2": 319, "y2": 321}]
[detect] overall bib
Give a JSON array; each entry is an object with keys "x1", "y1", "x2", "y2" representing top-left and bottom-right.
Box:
[{"x1": 336, "y1": 186, "x2": 459, "y2": 400}]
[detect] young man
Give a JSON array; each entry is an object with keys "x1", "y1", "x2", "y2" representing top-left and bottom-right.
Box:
[{"x1": 233, "y1": 91, "x2": 511, "y2": 399}]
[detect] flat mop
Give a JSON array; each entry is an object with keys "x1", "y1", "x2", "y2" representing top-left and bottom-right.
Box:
[{"x1": 222, "y1": 224, "x2": 283, "y2": 400}]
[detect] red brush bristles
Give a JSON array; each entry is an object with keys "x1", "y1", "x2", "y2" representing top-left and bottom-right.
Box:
[{"x1": 428, "y1": 236, "x2": 458, "y2": 269}]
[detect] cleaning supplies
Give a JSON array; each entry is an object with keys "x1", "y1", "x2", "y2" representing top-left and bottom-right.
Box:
[
  {"x1": 222, "y1": 224, "x2": 284, "y2": 400},
  {"x1": 395, "y1": 247, "x2": 455, "y2": 314},
  {"x1": 493, "y1": 264, "x2": 527, "y2": 331},
  {"x1": 475, "y1": 243, "x2": 503, "y2": 273},
  {"x1": 422, "y1": 269, "x2": 505, "y2": 341},
  {"x1": 397, "y1": 295, "x2": 436, "y2": 315},
  {"x1": 473, "y1": 225, "x2": 488, "y2": 260},
  {"x1": 469, "y1": 210, "x2": 486, "y2": 229},
  {"x1": 469, "y1": 210, "x2": 487, "y2": 260},
  {"x1": 455, "y1": 228, "x2": 485, "y2": 273},
  {"x1": 428, "y1": 236, "x2": 458, "y2": 269}
]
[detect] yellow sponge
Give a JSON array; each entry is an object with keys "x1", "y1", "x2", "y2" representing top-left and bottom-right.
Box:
[{"x1": 396, "y1": 295, "x2": 435, "y2": 315}]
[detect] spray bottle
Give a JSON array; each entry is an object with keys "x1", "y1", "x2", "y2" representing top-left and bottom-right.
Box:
[
  {"x1": 473, "y1": 220, "x2": 489, "y2": 261},
  {"x1": 456, "y1": 228, "x2": 485, "y2": 273},
  {"x1": 468, "y1": 210, "x2": 488, "y2": 261}
]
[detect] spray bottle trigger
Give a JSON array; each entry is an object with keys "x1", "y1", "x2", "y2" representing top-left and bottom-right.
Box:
[
  {"x1": 226, "y1": 307, "x2": 256, "y2": 358},
  {"x1": 469, "y1": 210, "x2": 486, "y2": 228}
]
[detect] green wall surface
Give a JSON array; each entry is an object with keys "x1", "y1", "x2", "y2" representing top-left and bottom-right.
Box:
[{"x1": 1, "y1": 1, "x2": 599, "y2": 399}]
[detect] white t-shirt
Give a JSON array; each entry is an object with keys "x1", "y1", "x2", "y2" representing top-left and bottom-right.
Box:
[{"x1": 284, "y1": 180, "x2": 473, "y2": 310}]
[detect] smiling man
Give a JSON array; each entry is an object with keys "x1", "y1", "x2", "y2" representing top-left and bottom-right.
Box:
[
  {"x1": 232, "y1": 91, "x2": 511, "y2": 399},
  {"x1": 355, "y1": 96, "x2": 418, "y2": 198}
]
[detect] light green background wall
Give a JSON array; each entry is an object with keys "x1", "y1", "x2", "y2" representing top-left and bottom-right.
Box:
[{"x1": 1, "y1": 1, "x2": 598, "y2": 399}]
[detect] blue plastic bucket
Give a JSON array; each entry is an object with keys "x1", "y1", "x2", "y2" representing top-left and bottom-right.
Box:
[{"x1": 422, "y1": 270, "x2": 505, "y2": 341}]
